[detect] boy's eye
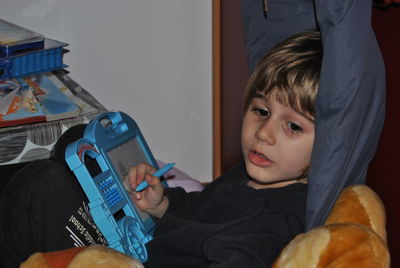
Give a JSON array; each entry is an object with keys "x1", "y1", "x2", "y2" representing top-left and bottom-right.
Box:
[
  {"x1": 252, "y1": 107, "x2": 270, "y2": 117},
  {"x1": 288, "y1": 122, "x2": 303, "y2": 133}
]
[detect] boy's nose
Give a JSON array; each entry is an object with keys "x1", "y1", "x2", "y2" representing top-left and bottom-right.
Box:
[{"x1": 255, "y1": 120, "x2": 276, "y2": 145}]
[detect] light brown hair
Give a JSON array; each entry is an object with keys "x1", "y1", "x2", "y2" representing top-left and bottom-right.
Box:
[{"x1": 243, "y1": 30, "x2": 322, "y2": 120}]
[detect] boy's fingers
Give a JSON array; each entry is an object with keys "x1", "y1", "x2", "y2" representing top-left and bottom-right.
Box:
[
  {"x1": 137, "y1": 165, "x2": 148, "y2": 182},
  {"x1": 145, "y1": 173, "x2": 163, "y2": 191},
  {"x1": 132, "y1": 191, "x2": 142, "y2": 200},
  {"x1": 128, "y1": 167, "x2": 138, "y2": 184},
  {"x1": 137, "y1": 164, "x2": 155, "y2": 180},
  {"x1": 125, "y1": 163, "x2": 157, "y2": 193},
  {"x1": 137, "y1": 163, "x2": 156, "y2": 172},
  {"x1": 123, "y1": 177, "x2": 134, "y2": 193}
]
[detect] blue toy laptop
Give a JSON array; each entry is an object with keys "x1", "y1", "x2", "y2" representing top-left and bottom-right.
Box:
[{"x1": 65, "y1": 111, "x2": 164, "y2": 262}]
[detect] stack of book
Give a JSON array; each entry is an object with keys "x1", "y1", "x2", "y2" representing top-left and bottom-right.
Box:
[{"x1": 0, "y1": 19, "x2": 90, "y2": 127}]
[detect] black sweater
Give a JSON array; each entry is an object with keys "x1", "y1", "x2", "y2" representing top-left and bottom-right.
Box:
[
  {"x1": 145, "y1": 163, "x2": 307, "y2": 268},
  {"x1": 0, "y1": 160, "x2": 306, "y2": 268}
]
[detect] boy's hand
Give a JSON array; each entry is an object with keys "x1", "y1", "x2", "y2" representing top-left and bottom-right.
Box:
[{"x1": 124, "y1": 163, "x2": 169, "y2": 218}]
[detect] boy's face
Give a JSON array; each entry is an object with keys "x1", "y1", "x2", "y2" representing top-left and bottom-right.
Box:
[{"x1": 241, "y1": 91, "x2": 315, "y2": 189}]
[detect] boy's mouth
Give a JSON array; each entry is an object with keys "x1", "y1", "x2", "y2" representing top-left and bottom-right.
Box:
[
  {"x1": 248, "y1": 150, "x2": 273, "y2": 167},
  {"x1": 254, "y1": 151, "x2": 268, "y2": 159}
]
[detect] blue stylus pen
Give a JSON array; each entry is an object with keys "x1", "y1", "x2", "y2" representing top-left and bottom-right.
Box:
[{"x1": 135, "y1": 163, "x2": 176, "y2": 192}]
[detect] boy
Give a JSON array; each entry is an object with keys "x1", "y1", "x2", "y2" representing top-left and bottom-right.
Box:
[
  {"x1": 125, "y1": 30, "x2": 322, "y2": 267},
  {"x1": 0, "y1": 30, "x2": 322, "y2": 267}
]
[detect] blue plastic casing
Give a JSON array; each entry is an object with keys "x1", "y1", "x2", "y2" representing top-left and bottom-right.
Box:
[
  {"x1": 0, "y1": 38, "x2": 67, "y2": 80},
  {"x1": 65, "y1": 111, "x2": 163, "y2": 262}
]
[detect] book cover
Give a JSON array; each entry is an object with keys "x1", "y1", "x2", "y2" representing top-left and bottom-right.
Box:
[
  {"x1": 0, "y1": 18, "x2": 44, "y2": 56},
  {"x1": 0, "y1": 78, "x2": 46, "y2": 127},
  {"x1": 25, "y1": 72, "x2": 81, "y2": 122},
  {"x1": 52, "y1": 71, "x2": 98, "y2": 117}
]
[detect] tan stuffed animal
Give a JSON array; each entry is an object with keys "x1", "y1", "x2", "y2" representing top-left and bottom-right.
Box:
[
  {"x1": 273, "y1": 185, "x2": 390, "y2": 268},
  {"x1": 20, "y1": 245, "x2": 143, "y2": 268}
]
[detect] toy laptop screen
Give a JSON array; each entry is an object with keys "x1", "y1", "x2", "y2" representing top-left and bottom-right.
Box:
[
  {"x1": 107, "y1": 138, "x2": 147, "y2": 182},
  {"x1": 106, "y1": 138, "x2": 150, "y2": 221}
]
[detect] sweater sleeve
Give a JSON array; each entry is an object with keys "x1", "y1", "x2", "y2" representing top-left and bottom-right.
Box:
[
  {"x1": 164, "y1": 186, "x2": 201, "y2": 214},
  {"x1": 164, "y1": 162, "x2": 247, "y2": 215}
]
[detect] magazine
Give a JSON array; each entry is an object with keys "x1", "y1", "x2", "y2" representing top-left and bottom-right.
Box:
[
  {"x1": 25, "y1": 72, "x2": 81, "y2": 121},
  {"x1": 0, "y1": 78, "x2": 46, "y2": 127},
  {"x1": 0, "y1": 71, "x2": 85, "y2": 127}
]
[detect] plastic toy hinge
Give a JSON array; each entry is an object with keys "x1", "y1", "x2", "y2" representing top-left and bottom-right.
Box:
[{"x1": 89, "y1": 199, "x2": 122, "y2": 244}]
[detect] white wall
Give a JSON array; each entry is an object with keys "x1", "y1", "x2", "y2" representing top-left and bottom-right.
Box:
[{"x1": 1, "y1": 0, "x2": 213, "y2": 182}]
